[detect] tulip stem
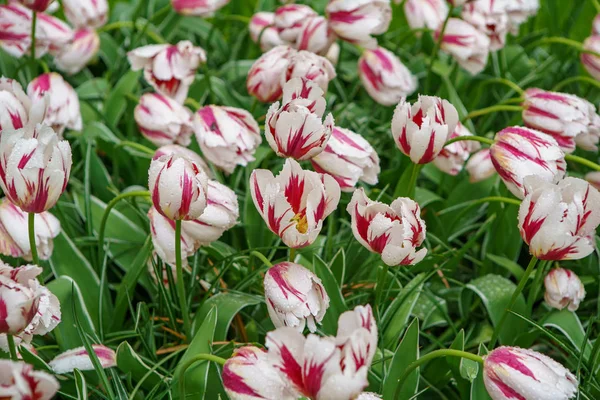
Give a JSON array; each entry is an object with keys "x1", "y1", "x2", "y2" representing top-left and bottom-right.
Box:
[
  {"x1": 527, "y1": 37, "x2": 600, "y2": 58},
  {"x1": 28, "y1": 213, "x2": 39, "y2": 266},
  {"x1": 552, "y1": 76, "x2": 600, "y2": 91},
  {"x1": 250, "y1": 251, "x2": 273, "y2": 268},
  {"x1": 30, "y1": 12, "x2": 37, "y2": 61},
  {"x1": 444, "y1": 135, "x2": 495, "y2": 147},
  {"x1": 175, "y1": 219, "x2": 191, "y2": 341},
  {"x1": 564, "y1": 154, "x2": 600, "y2": 172},
  {"x1": 490, "y1": 255, "x2": 538, "y2": 348},
  {"x1": 394, "y1": 349, "x2": 484, "y2": 400},
  {"x1": 98, "y1": 191, "x2": 151, "y2": 267},
  {"x1": 7, "y1": 335, "x2": 18, "y2": 361},
  {"x1": 289, "y1": 248, "x2": 296, "y2": 262},
  {"x1": 425, "y1": 6, "x2": 454, "y2": 93},
  {"x1": 115, "y1": 141, "x2": 155, "y2": 156},
  {"x1": 461, "y1": 105, "x2": 523, "y2": 122},
  {"x1": 178, "y1": 354, "x2": 226, "y2": 398},
  {"x1": 482, "y1": 78, "x2": 525, "y2": 96}
]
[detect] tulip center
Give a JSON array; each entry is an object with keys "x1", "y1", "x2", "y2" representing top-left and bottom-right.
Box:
[{"x1": 292, "y1": 213, "x2": 308, "y2": 234}]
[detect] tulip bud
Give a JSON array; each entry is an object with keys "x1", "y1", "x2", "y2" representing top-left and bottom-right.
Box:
[
  {"x1": 247, "y1": 45, "x2": 296, "y2": 103},
  {"x1": 61, "y1": 0, "x2": 108, "y2": 28},
  {"x1": 522, "y1": 88, "x2": 599, "y2": 153},
  {"x1": 519, "y1": 176, "x2": 600, "y2": 260},
  {"x1": 0, "y1": 198, "x2": 60, "y2": 261},
  {"x1": 490, "y1": 126, "x2": 566, "y2": 199},
  {"x1": 347, "y1": 188, "x2": 427, "y2": 266},
  {"x1": 0, "y1": 124, "x2": 71, "y2": 213},
  {"x1": 148, "y1": 154, "x2": 209, "y2": 220},
  {"x1": 54, "y1": 28, "x2": 101, "y2": 75},
  {"x1": 582, "y1": 36, "x2": 600, "y2": 82},
  {"x1": 438, "y1": 18, "x2": 491, "y2": 75},
  {"x1": 296, "y1": 16, "x2": 336, "y2": 55},
  {"x1": 223, "y1": 346, "x2": 297, "y2": 400},
  {"x1": 134, "y1": 93, "x2": 193, "y2": 147},
  {"x1": 17, "y1": 0, "x2": 55, "y2": 12},
  {"x1": 37, "y1": 13, "x2": 74, "y2": 55},
  {"x1": 0, "y1": 77, "x2": 37, "y2": 131},
  {"x1": 311, "y1": 126, "x2": 380, "y2": 192},
  {"x1": 128, "y1": 41, "x2": 206, "y2": 103},
  {"x1": 182, "y1": 180, "x2": 239, "y2": 246},
  {"x1": 0, "y1": 360, "x2": 59, "y2": 399},
  {"x1": 392, "y1": 95, "x2": 459, "y2": 164},
  {"x1": 433, "y1": 123, "x2": 480, "y2": 175},
  {"x1": 483, "y1": 346, "x2": 577, "y2": 400},
  {"x1": 544, "y1": 268, "x2": 585, "y2": 312},
  {"x1": 265, "y1": 78, "x2": 334, "y2": 160},
  {"x1": 326, "y1": 0, "x2": 392, "y2": 49},
  {"x1": 249, "y1": 12, "x2": 286, "y2": 52},
  {"x1": 154, "y1": 144, "x2": 210, "y2": 176},
  {"x1": 404, "y1": 0, "x2": 449, "y2": 31},
  {"x1": 594, "y1": 14, "x2": 600, "y2": 35},
  {"x1": 264, "y1": 262, "x2": 330, "y2": 333},
  {"x1": 250, "y1": 158, "x2": 341, "y2": 248},
  {"x1": 466, "y1": 149, "x2": 496, "y2": 183},
  {"x1": 148, "y1": 206, "x2": 195, "y2": 267},
  {"x1": 274, "y1": 4, "x2": 318, "y2": 42},
  {"x1": 171, "y1": 0, "x2": 230, "y2": 17},
  {"x1": 586, "y1": 171, "x2": 600, "y2": 191},
  {"x1": 358, "y1": 46, "x2": 418, "y2": 106},
  {"x1": 282, "y1": 50, "x2": 336, "y2": 93},
  {"x1": 193, "y1": 105, "x2": 262, "y2": 174},
  {"x1": 28, "y1": 73, "x2": 82, "y2": 136},
  {"x1": 49, "y1": 345, "x2": 117, "y2": 374}
]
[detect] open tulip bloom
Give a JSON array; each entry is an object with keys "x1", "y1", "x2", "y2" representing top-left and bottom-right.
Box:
[{"x1": 0, "y1": 360, "x2": 59, "y2": 400}]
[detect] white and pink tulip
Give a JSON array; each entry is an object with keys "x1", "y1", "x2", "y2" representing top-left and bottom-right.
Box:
[
  {"x1": 282, "y1": 50, "x2": 336, "y2": 94},
  {"x1": 274, "y1": 4, "x2": 318, "y2": 43},
  {"x1": 544, "y1": 268, "x2": 585, "y2": 312},
  {"x1": 171, "y1": 0, "x2": 230, "y2": 17},
  {"x1": 148, "y1": 206, "x2": 195, "y2": 267},
  {"x1": 438, "y1": 18, "x2": 491, "y2": 75},
  {"x1": 295, "y1": 16, "x2": 336, "y2": 55},
  {"x1": 403, "y1": 0, "x2": 449, "y2": 31},
  {"x1": 49, "y1": 344, "x2": 117, "y2": 374},
  {"x1": 0, "y1": 77, "x2": 39, "y2": 132},
  {"x1": 433, "y1": 123, "x2": 481, "y2": 175},
  {"x1": 134, "y1": 93, "x2": 193, "y2": 147},
  {"x1": 466, "y1": 149, "x2": 496, "y2": 183},
  {"x1": 54, "y1": 28, "x2": 101, "y2": 75},
  {"x1": 247, "y1": 45, "x2": 296, "y2": 103},
  {"x1": 326, "y1": 0, "x2": 392, "y2": 49},
  {"x1": 461, "y1": 0, "x2": 510, "y2": 51},
  {"x1": 0, "y1": 360, "x2": 59, "y2": 400},
  {"x1": 249, "y1": 12, "x2": 285, "y2": 52},
  {"x1": 61, "y1": 0, "x2": 108, "y2": 28}
]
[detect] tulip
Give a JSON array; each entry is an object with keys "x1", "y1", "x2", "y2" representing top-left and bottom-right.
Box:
[
  {"x1": 274, "y1": 4, "x2": 318, "y2": 43},
  {"x1": 544, "y1": 268, "x2": 585, "y2": 312},
  {"x1": 483, "y1": 346, "x2": 577, "y2": 400},
  {"x1": 0, "y1": 263, "x2": 40, "y2": 334},
  {"x1": 296, "y1": 16, "x2": 336, "y2": 55},
  {"x1": 594, "y1": 14, "x2": 600, "y2": 35},
  {"x1": 0, "y1": 123, "x2": 72, "y2": 213},
  {"x1": 37, "y1": 12, "x2": 74, "y2": 55},
  {"x1": 433, "y1": 123, "x2": 480, "y2": 175},
  {"x1": 326, "y1": 0, "x2": 392, "y2": 49},
  {"x1": 586, "y1": 171, "x2": 600, "y2": 191},
  {"x1": 171, "y1": 0, "x2": 230, "y2": 17},
  {"x1": 311, "y1": 126, "x2": 380, "y2": 192},
  {"x1": 182, "y1": 180, "x2": 239, "y2": 246},
  {"x1": 522, "y1": 88, "x2": 600, "y2": 153},
  {"x1": 0, "y1": 360, "x2": 59, "y2": 400},
  {"x1": 16, "y1": 0, "x2": 55, "y2": 12},
  {"x1": 335, "y1": 304, "x2": 378, "y2": 376},
  {"x1": 347, "y1": 188, "x2": 427, "y2": 266},
  {"x1": 49, "y1": 345, "x2": 117, "y2": 374},
  {"x1": 134, "y1": 93, "x2": 193, "y2": 147},
  {"x1": 148, "y1": 206, "x2": 195, "y2": 267},
  {"x1": 0, "y1": 77, "x2": 38, "y2": 132},
  {"x1": 466, "y1": 149, "x2": 496, "y2": 183},
  {"x1": 0, "y1": 198, "x2": 60, "y2": 261},
  {"x1": 54, "y1": 28, "x2": 101, "y2": 75},
  {"x1": 250, "y1": 158, "x2": 341, "y2": 248},
  {"x1": 518, "y1": 176, "x2": 600, "y2": 260},
  {"x1": 358, "y1": 46, "x2": 418, "y2": 106},
  {"x1": 283, "y1": 50, "x2": 336, "y2": 93},
  {"x1": 504, "y1": 0, "x2": 540, "y2": 34},
  {"x1": 265, "y1": 304, "x2": 377, "y2": 399},
  {"x1": 148, "y1": 154, "x2": 209, "y2": 221},
  {"x1": 265, "y1": 78, "x2": 334, "y2": 160},
  {"x1": 61, "y1": 0, "x2": 108, "y2": 28},
  {"x1": 461, "y1": 0, "x2": 510, "y2": 51},
  {"x1": 128, "y1": 41, "x2": 206, "y2": 103},
  {"x1": 490, "y1": 126, "x2": 566, "y2": 199},
  {"x1": 27, "y1": 73, "x2": 82, "y2": 136},
  {"x1": 223, "y1": 346, "x2": 298, "y2": 400},
  {"x1": 403, "y1": 0, "x2": 449, "y2": 31},
  {"x1": 193, "y1": 105, "x2": 262, "y2": 174},
  {"x1": 0, "y1": 4, "x2": 45, "y2": 58},
  {"x1": 154, "y1": 144, "x2": 210, "y2": 176},
  {"x1": 391, "y1": 95, "x2": 459, "y2": 164},
  {"x1": 247, "y1": 45, "x2": 296, "y2": 103},
  {"x1": 575, "y1": 117, "x2": 600, "y2": 152},
  {"x1": 438, "y1": 18, "x2": 491, "y2": 75},
  {"x1": 249, "y1": 12, "x2": 285, "y2": 52},
  {"x1": 582, "y1": 36, "x2": 600, "y2": 82},
  {"x1": 264, "y1": 262, "x2": 330, "y2": 333}
]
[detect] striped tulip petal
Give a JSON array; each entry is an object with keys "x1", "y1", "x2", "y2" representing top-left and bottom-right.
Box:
[{"x1": 49, "y1": 344, "x2": 116, "y2": 374}]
